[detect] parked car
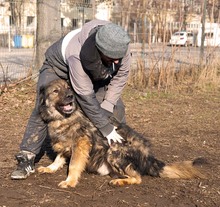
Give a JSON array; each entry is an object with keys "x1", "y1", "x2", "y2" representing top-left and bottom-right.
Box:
[{"x1": 169, "y1": 31, "x2": 194, "y2": 46}]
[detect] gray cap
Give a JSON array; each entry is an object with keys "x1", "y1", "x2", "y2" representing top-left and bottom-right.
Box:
[{"x1": 95, "y1": 23, "x2": 130, "y2": 59}]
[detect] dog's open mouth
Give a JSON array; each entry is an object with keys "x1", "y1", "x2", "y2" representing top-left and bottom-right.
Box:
[{"x1": 60, "y1": 102, "x2": 74, "y2": 114}]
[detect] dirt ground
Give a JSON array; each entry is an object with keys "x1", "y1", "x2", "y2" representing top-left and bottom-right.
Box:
[{"x1": 0, "y1": 80, "x2": 220, "y2": 207}]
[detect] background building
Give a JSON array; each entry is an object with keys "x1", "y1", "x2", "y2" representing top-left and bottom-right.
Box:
[{"x1": 0, "y1": 0, "x2": 220, "y2": 47}]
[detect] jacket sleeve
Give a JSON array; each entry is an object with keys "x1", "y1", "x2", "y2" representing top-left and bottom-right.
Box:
[{"x1": 67, "y1": 55, "x2": 114, "y2": 137}]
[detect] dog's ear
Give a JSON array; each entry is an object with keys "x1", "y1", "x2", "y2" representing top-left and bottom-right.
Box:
[
  {"x1": 38, "y1": 85, "x2": 49, "y2": 122},
  {"x1": 38, "y1": 85, "x2": 52, "y2": 122},
  {"x1": 38, "y1": 85, "x2": 46, "y2": 107}
]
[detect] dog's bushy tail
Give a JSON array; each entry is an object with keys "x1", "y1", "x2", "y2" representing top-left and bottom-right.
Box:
[
  {"x1": 158, "y1": 158, "x2": 206, "y2": 179},
  {"x1": 145, "y1": 157, "x2": 206, "y2": 179}
]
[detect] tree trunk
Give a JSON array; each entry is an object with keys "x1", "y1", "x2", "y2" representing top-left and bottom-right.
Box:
[{"x1": 34, "y1": 0, "x2": 61, "y2": 75}]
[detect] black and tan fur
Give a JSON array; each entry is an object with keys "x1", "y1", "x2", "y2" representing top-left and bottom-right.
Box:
[{"x1": 37, "y1": 79, "x2": 205, "y2": 188}]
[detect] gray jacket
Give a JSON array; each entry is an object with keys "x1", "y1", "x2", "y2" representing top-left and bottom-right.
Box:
[{"x1": 42, "y1": 19, "x2": 131, "y2": 137}]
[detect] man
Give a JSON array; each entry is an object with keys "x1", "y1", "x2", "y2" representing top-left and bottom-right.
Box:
[{"x1": 11, "y1": 19, "x2": 131, "y2": 179}]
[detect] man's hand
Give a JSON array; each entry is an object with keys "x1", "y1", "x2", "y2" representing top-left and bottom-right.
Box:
[{"x1": 106, "y1": 127, "x2": 124, "y2": 145}]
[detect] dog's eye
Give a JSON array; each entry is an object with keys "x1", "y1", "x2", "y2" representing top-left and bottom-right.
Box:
[{"x1": 53, "y1": 89, "x2": 59, "y2": 94}]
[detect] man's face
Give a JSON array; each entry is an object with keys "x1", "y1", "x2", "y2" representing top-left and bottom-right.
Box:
[{"x1": 100, "y1": 52, "x2": 121, "y2": 67}]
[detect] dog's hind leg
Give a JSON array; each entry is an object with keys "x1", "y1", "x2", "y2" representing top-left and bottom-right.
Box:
[
  {"x1": 38, "y1": 153, "x2": 66, "y2": 174},
  {"x1": 58, "y1": 136, "x2": 92, "y2": 188},
  {"x1": 109, "y1": 164, "x2": 142, "y2": 186}
]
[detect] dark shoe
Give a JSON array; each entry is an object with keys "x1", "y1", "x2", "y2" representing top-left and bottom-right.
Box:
[{"x1": 11, "y1": 152, "x2": 35, "y2": 180}]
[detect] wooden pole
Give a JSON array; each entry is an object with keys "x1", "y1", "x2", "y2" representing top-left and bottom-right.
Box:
[{"x1": 200, "y1": 0, "x2": 207, "y2": 63}]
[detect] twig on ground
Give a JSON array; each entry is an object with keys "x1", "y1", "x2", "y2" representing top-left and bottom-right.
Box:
[{"x1": 39, "y1": 185, "x2": 90, "y2": 197}]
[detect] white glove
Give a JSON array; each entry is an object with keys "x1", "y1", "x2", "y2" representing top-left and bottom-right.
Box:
[{"x1": 106, "y1": 127, "x2": 124, "y2": 145}]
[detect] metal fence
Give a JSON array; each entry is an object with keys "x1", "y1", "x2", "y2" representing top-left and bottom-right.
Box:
[
  {"x1": 0, "y1": 0, "x2": 174, "y2": 83},
  {"x1": 0, "y1": 32, "x2": 35, "y2": 83},
  {"x1": 0, "y1": 1, "x2": 207, "y2": 84}
]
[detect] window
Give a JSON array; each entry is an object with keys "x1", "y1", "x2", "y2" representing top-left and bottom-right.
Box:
[
  {"x1": 61, "y1": 18, "x2": 64, "y2": 27},
  {"x1": 72, "y1": 19, "x2": 79, "y2": 29},
  {"x1": 205, "y1": 33, "x2": 213, "y2": 38},
  {"x1": 27, "y1": 16, "x2": 34, "y2": 26},
  {"x1": 174, "y1": 32, "x2": 184, "y2": 36},
  {"x1": 9, "y1": 16, "x2": 15, "y2": 26}
]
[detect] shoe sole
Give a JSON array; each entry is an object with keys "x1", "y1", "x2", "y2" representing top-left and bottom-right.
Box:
[{"x1": 11, "y1": 170, "x2": 35, "y2": 180}]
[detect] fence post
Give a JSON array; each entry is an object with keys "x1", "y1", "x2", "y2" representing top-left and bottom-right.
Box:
[
  {"x1": 200, "y1": 0, "x2": 207, "y2": 63},
  {"x1": 8, "y1": 19, "x2": 11, "y2": 52},
  {"x1": 134, "y1": 22, "x2": 136, "y2": 44}
]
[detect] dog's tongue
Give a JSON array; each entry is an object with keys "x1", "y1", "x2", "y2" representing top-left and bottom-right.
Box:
[{"x1": 63, "y1": 104, "x2": 72, "y2": 111}]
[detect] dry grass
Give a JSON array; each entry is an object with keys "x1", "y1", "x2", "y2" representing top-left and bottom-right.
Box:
[
  {"x1": 196, "y1": 58, "x2": 220, "y2": 91},
  {"x1": 128, "y1": 45, "x2": 220, "y2": 93}
]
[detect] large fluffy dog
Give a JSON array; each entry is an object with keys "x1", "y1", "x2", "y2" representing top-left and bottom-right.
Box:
[{"x1": 37, "y1": 79, "x2": 205, "y2": 188}]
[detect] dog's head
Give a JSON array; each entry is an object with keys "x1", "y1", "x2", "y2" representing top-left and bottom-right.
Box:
[{"x1": 39, "y1": 79, "x2": 77, "y2": 121}]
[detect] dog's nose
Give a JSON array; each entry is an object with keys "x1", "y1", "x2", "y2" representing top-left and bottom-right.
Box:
[
  {"x1": 66, "y1": 89, "x2": 74, "y2": 98},
  {"x1": 66, "y1": 93, "x2": 73, "y2": 99}
]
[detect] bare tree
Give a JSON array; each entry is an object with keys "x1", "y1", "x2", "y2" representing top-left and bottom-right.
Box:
[
  {"x1": 9, "y1": 0, "x2": 23, "y2": 28},
  {"x1": 34, "y1": 0, "x2": 61, "y2": 74}
]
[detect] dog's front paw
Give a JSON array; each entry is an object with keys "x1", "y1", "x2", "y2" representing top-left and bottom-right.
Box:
[
  {"x1": 37, "y1": 166, "x2": 55, "y2": 174},
  {"x1": 58, "y1": 179, "x2": 78, "y2": 188}
]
